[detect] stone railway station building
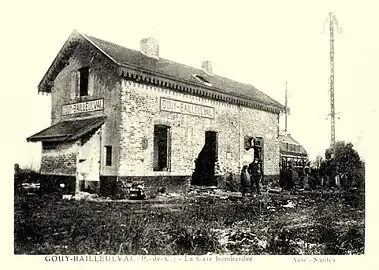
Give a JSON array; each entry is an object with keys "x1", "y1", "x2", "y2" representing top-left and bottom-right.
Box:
[{"x1": 27, "y1": 30, "x2": 285, "y2": 195}]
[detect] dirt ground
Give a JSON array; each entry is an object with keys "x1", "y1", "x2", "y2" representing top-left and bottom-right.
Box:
[{"x1": 14, "y1": 188, "x2": 365, "y2": 255}]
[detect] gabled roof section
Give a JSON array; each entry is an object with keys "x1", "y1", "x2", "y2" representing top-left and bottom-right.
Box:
[
  {"x1": 278, "y1": 134, "x2": 301, "y2": 145},
  {"x1": 38, "y1": 30, "x2": 284, "y2": 113},
  {"x1": 278, "y1": 134, "x2": 308, "y2": 156},
  {"x1": 38, "y1": 30, "x2": 82, "y2": 93}
]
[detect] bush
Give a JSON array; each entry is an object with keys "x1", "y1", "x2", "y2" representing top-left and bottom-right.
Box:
[{"x1": 321, "y1": 141, "x2": 365, "y2": 188}]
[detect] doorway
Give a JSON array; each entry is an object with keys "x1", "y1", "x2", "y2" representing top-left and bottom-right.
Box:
[
  {"x1": 76, "y1": 129, "x2": 101, "y2": 193},
  {"x1": 191, "y1": 131, "x2": 218, "y2": 186},
  {"x1": 153, "y1": 125, "x2": 171, "y2": 171}
]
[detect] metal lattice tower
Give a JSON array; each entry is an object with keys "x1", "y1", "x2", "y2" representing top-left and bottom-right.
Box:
[
  {"x1": 325, "y1": 12, "x2": 342, "y2": 149},
  {"x1": 284, "y1": 81, "x2": 288, "y2": 135},
  {"x1": 329, "y1": 12, "x2": 336, "y2": 148}
]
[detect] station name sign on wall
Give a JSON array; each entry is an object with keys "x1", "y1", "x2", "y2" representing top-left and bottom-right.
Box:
[
  {"x1": 160, "y1": 98, "x2": 215, "y2": 119},
  {"x1": 62, "y1": 99, "x2": 104, "y2": 116}
]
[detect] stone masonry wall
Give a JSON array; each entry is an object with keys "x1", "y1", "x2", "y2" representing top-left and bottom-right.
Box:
[
  {"x1": 49, "y1": 41, "x2": 121, "y2": 176},
  {"x1": 40, "y1": 141, "x2": 80, "y2": 176},
  {"x1": 118, "y1": 80, "x2": 280, "y2": 178}
]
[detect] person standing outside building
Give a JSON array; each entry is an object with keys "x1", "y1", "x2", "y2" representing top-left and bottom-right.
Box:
[
  {"x1": 285, "y1": 163, "x2": 294, "y2": 192},
  {"x1": 249, "y1": 157, "x2": 262, "y2": 194},
  {"x1": 240, "y1": 165, "x2": 251, "y2": 197},
  {"x1": 303, "y1": 165, "x2": 310, "y2": 190}
]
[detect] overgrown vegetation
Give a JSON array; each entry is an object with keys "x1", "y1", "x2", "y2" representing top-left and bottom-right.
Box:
[
  {"x1": 313, "y1": 141, "x2": 365, "y2": 189},
  {"x1": 14, "y1": 190, "x2": 364, "y2": 255}
]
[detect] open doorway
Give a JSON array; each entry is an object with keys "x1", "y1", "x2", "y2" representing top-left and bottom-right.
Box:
[
  {"x1": 191, "y1": 131, "x2": 218, "y2": 186},
  {"x1": 153, "y1": 125, "x2": 171, "y2": 171}
]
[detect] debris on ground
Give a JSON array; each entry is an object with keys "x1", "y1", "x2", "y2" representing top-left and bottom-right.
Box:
[
  {"x1": 73, "y1": 192, "x2": 99, "y2": 201},
  {"x1": 129, "y1": 182, "x2": 146, "y2": 200},
  {"x1": 62, "y1": 194, "x2": 73, "y2": 200},
  {"x1": 268, "y1": 188, "x2": 281, "y2": 194},
  {"x1": 282, "y1": 200, "x2": 296, "y2": 208}
]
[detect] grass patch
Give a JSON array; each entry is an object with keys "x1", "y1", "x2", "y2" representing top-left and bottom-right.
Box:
[{"x1": 14, "y1": 190, "x2": 364, "y2": 255}]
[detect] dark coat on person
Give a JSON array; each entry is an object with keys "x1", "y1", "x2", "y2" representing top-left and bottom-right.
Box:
[{"x1": 248, "y1": 160, "x2": 262, "y2": 194}]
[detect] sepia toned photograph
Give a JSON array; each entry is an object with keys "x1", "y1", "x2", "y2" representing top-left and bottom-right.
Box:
[{"x1": 10, "y1": 0, "x2": 372, "y2": 258}]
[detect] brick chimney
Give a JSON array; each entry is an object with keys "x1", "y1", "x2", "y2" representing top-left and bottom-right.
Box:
[
  {"x1": 201, "y1": 60, "x2": 212, "y2": 75},
  {"x1": 140, "y1": 37, "x2": 159, "y2": 59}
]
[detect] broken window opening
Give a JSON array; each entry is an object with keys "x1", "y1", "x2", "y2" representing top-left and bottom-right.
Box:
[
  {"x1": 191, "y1": 131, "x2": 218, "y2": 186},
  {"x1": 192, "y1": 74, "x2": 212, "y2": 87},
  {"x1": 153, "y1": 125, "x2": 171, "y2": 171},
  {"x1": 79, "y1": 67, "x2": 89, "y2": 97}
]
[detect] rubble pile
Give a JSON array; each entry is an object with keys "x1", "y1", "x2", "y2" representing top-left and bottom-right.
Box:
[
  {"x1": 73, "y1": 192, "x2": 100, "y2": 201},
  {"x1": 187, "y1": 186, "x2": 241, "y2": 200},
  {"x1": 114, "y1": 181, "x2": 146, "y2": 200}
]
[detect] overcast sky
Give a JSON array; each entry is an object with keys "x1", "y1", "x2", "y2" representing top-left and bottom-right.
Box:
[{"x1": 2, "y1": 0, "x2": 377, "y2": 170}]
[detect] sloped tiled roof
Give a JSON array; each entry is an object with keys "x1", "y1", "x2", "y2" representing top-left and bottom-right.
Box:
[
  {"x1": 38, "y1": 31, "x2": 284, "y2": 112},
  {"x1": 83, "y1": 34, "x2": 283, "y2": 109},
  {"x1": 278, "y1": 134, "x2": 307, "y2": 156},
  {"x1": 27, "y1": 116, "x2": 106, "y2": 142}
]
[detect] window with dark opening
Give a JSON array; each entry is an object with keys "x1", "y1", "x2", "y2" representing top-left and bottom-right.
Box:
[
  {"x1": 193, "y1": 74, "x2": 212, "y2": 86},
  {"x1": 153, "y1": 125, "x2": 170, "y2": 171},
  {"x1": 105, "y1": 146, "x2": 112, "y2": 166},
  {"x1": 79, "y1": 67, "x2": 89, "y2": 97}
]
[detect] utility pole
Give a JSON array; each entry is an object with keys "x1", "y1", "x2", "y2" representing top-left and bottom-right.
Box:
[{"x1": 284, "y1": 81, "x2": 288, "y2": 135}]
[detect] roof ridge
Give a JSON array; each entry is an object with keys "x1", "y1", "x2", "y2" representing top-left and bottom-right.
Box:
[
  {"x1": 84, "y1": 34, "x2": 283, "y2": 108},
  {"x1": 80, "y1": 33, "x2": 121, "y2": 66},
  {"x1": 38, "y1": 30, "x2": 284, "y2": 111},
  {"x1": 85, "y1": 34, "x2": 206, "y2": 72}
]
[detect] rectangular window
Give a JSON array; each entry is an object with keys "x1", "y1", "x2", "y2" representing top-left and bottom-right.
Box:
[
  {"x1": 105, "y1": 145, "x2": 112, "y2": 166},
  {"x1": 153, "y1": 125, "x2": 170, "y2": 171},
  {"x1": 79, "y1": 67, "x2": 89, "y2": 97}
]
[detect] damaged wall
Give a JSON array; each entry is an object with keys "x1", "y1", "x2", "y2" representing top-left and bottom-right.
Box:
[{"x1": 118, "y1": 80, "x2": 280, "y2": 178}]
